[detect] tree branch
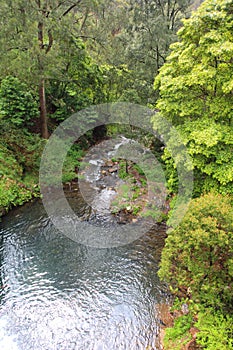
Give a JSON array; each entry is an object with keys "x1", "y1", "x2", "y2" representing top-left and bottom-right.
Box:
[
  {"x1": 45, "y1": 29, "x2": 53, "y2": 54},
  {"x1": 62, "y1": 1, "x2": 82, "y2": 17},
  {"x1": 80, "y1": 9, "x2": 89, "y2": 32},
  {"x1": 38, "y1": 21, "x2": 44, "y2": 49}
]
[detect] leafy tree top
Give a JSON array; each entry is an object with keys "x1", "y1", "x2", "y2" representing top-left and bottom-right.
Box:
[
  {"x1": 154, "y1": 0, "x2": 233, "y2": 195},
  {"x1": 154, "y1": 0, "x2": 233, "y2": 125}
]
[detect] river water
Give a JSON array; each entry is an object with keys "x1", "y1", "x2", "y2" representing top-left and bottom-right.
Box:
[
  {"x1": 0, "y1": 137, "x2": 169, "y2": 350},
  {"x1": 0, "y1": 198, "x2": 168, "y2": 350}
]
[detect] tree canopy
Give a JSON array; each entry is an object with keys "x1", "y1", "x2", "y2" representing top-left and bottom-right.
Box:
[
  {"x1": 0, "y1": 0, "x2": 99, "y2": 137},
  {"x1": 154, "y1": 0, "x2": 233, "y2": 195},
  {"x1": 0, "y1": 0, "x2": 192, "y2": 137}
]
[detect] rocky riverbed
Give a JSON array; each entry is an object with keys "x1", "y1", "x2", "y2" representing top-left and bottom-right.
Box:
[{"x1": 69, "y1": 136, "x2": 169, "y2": 226}]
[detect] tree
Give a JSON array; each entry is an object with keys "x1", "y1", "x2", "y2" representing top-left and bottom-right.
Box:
[
  {"x1": 0, "y1": 0, "x2": 95, "y2": 138},
  {"x1": 78, "y1": 0, "x2": 192, "y2": 105},
  {"x1": 46, "y1": 38, "x2": 106, "y2": 121},
  {"x1": 154, "y1": 0, "x2": 233, "y2": 194},
  {"x1": 121, "y1": 0, "x2": 192, "y2": 104}
]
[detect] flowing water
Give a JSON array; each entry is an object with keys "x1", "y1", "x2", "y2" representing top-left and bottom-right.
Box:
[{"x1": 0, "y1": 137, "x2": 169, "y2": 350}]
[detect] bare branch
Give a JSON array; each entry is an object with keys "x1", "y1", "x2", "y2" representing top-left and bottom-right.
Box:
[
  {"x1": 80, "y1": 9, "x2": 89, "y2": 32},
  {"x1": 62, "y1": 1, "x2": 82, "y2": 17}
]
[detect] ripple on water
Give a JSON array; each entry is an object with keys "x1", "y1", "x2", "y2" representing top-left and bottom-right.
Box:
[{"x1": 0, "y1": 200, "x2": 168, "y2": 350}]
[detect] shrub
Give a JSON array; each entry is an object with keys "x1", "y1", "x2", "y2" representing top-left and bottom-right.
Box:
[
  {"x1": 0, "y1": 121, "x2": 43, "y2": 216},
  {"x1": 158, "y1": 193, "x2": 233, "y2": 310},
  {"x1": 62, "y1": 146, "x2": 84, "y2": 182},
  {"x1": 195, "y1": 310, "x2": 233, "y2": 350},
  {"x1": 163, "y1": 314, "x2": 193, "y2": 350}
]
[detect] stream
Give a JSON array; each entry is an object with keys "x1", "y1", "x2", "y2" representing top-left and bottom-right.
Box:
[{"x1": 0, "y1": 137, "x2": 169, "y2": 350}]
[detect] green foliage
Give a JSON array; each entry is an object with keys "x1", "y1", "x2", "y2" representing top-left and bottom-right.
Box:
[
  {"x1": 121, "y1": 0, "x2": 192, "y2": 104},
  {"x1": 0, "y1": 144, "x2": 22, "y2": 179},
  {"x1": 120, "y1": 183, "x2": 130, "y2": 200},
  {"x1": 154, "y1": 0, "x2": 233, "y2": 195},
  {"x1": 0, "y1": 0, "x2": 106, "y2": 135},
  {"x1": 62, "y1": 145, "x2": 84, "y2": 183},
  {"x1": 110, "y1": 160, "x2": 149, "y2": 216},
  {"x1": 131, "y1": 186, "x2": 141, "y2": 200},
  {"x1": 0, "y1": 120, "x2": 45, "y2": 173},
  {"x1": 158, "y1": 192, "x2": 233, "y2": 310},
  {"x1": 101, "y1": 64, "x2": 140, "y2": 103},
  {"x1": 79, "y1": 0, "x2": 191, "y2": 105},
  {"x1": 0, "y1": 177, "x2": 39, "y2": 214},
  {"x1": 0, "y1": 76, "x2": 38, "y2": 127},
  {"x1": 195, "y1": 310, "x2": 233, "y2": 350},
  {"x1": 132, "y1": 205, "x2": 141, "y2": 215},
  {"x1": 164, "y1": 314, "x2": 193, "y2": 349},
  {"x1": 142, "y1": 204, "x2": 161, "y2": 220},
  {"x1": 118, "y1": 160, "x2": 130, "y2": 180},
  {"x1": 132, "y1": 163, "x2": 145, "y2": 176},
  {"x1": 0, "y1": 120, "x2": 44, "y2": 216},
  {"x1": 47, "y1": 39, "x2": 106, "y2": 122}
]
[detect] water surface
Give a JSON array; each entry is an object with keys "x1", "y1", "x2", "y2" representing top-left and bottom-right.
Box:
[{"x1": 0, "y1": 188, "x2": 168, "y2": 350}]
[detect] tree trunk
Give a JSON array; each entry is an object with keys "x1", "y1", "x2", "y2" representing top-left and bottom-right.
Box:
[
  {"x1": 38, "y1": 17, "x2": 49, "y2": 139},
  {"x1": 39, "y1": 78, "x2": 49, "y2": 139}
]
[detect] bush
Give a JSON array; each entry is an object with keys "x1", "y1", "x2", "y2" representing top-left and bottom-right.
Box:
[
  {"x1": 62, "y1": 145, "x2": 84, "y2": 182},
  {"x1": 163, "y1": 314, "x2": 193, "y2": 350},
  {"x1": 0, "y1": 177, "x2": 39, "y2": 216},
  {"x1": 158, "y1": 193, "x2": 233, "y2": 310},
  {"x1": 0, "y1": 121, "x2": 43, "y2": 216},
  {"x1": 195, "y1": 310, "x2": 233, "y2": 350}
]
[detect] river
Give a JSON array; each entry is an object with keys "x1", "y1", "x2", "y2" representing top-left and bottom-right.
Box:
[
  {"x1": 0, "y1": 137, "x2": 169, "y2": 350},
  {"x1": 0, "y1": 197, "x2": 169, "y2": 350}
]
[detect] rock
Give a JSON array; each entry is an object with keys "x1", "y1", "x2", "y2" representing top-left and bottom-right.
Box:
[
  {"x1": 106, "y1": 160, "x2": 114, "y2": 167},
  {"x1": 116, "y1": 209, "x2": 132, "y2": 224},
  {"x1": 157, "y1": 303, "x2": 174, "y2": 328},
  {"x1": 159, "y1": 328, "x2": 166, "y2": 350},
  {"x1": 108, "y1": 166, "x2": 118, "y2": 173},
  {"x1": 118, "y1": 216, "x2": 127, "y2": 224},
  {"x1": 181, "y1": 303, "x2": 189, "y2": 315}
]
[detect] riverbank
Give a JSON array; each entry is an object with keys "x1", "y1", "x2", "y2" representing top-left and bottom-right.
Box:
[
  {"x1": 158, "y1": 303, "x2": 200, "y2": 350},
  {"x1": 0, "y1": 124, "x2": 44, "y2": 219},
  {"x1": 0, "y1": 121, "x2": 85, "y2": 219},
  {"x1": 0, "y1": 178, "x2": 40, "y2": 218}
]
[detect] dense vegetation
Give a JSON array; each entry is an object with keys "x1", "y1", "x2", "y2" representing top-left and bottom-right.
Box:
[
  {"x1": 156, "y1": 0, "x2": 233, "y2": 348},
  {"x1": 0, "y1": 0, "x2": 191, "y2": 214},
  {"x1": 0, "y1": 0, "x2": 232, "y2": 349},
  {"x1": 154, "y1": 0, "x2": 233, "y2": 196}
]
